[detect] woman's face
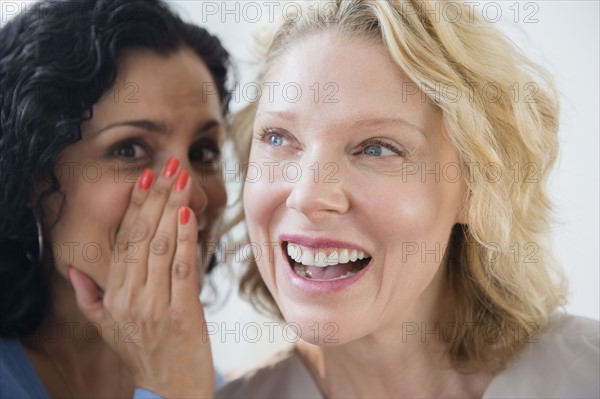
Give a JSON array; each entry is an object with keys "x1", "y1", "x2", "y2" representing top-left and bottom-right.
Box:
[
  {"x1": 44, "y1": 48, "x2": 227, "y2": 289},
  {"x1": 244, "y1": 33, "x2": 467, "y2": 345}
]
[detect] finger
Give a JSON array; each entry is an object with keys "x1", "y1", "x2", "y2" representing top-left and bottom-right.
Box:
[
  {"x1": 109, "y1": 168, "x2": 154, "y2": 289},
  {"x1": 115, "y1": 168, "x2": 154, "y2": 248},
  {"x1": 123, "y1": 157, "x2": 180, "y2": 289},
  {"x1": 68, "y1": 266, "x2": 107, "y2": 325},
  {"x1": 146, "y1": 170, "x2": 191, "y2": 302},
  {"x1": 170, "y1": 206, "x2": 201, "y2": 312}
]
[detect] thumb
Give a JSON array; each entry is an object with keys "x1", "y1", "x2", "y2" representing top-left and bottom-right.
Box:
[{"x1": 67, "y1": 266, "x2": 107, "y2": 324}]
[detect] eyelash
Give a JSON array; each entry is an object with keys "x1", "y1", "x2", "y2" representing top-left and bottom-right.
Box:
[
  {"x1": 360, "y1": 138, "x2": 407, "y2": 158},
  {"x1": 189, "y1": 141, "x2": 221, "y2": 163},
  {"x1": 259, "y1": 128, "x2": 407, "y2": 158},
  {"x1": 109, "y1": 138, "x2": 221, "y2": 163},
  {"x1": 109, "y1": 138, "x2": 149, "y2": 161},
  {"x1": 259, "y1": 127, "x2": 283, "y2": 142}
]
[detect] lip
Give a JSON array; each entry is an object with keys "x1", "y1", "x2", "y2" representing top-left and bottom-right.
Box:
[
  {"x1": 279, "y1": 234, "x2": 371, "y2": 253},
  {"x1": 279, "y1": 234, "x2": 372, "y2": 294}
]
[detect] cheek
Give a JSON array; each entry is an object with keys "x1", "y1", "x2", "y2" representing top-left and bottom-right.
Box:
[
  {"x1": 242, "y1": 173, "x2": 288, "y2": 279},
  {"x1": 69, "y1": 178, "x2": 131, "y2": 235},
  {"x1": 356, "y1": 175, "x2": 459, "y2": 247},
  {"x1": 242, "y1": 167, "x2": 285, "y2": 237},
  {"x1": 47, "y1": 177, "x2": 132, "y2": 285},
  {"x1": 203, "y1": 176, "x2": 227, "y2": 216},
  {"x1": 242, "y1": 179, "x2": 264, "y2": 239}
]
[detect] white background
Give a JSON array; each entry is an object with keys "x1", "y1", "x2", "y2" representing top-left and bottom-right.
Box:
[{"x1": 2, "y1": 0, "x2": 598, "y2": 376}]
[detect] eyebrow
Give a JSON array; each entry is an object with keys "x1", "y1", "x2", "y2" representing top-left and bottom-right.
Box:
[
  {"x1": 350, "y1": 117, "x2": 426, "y2": 138},
  {"x1": 263, "y1": 111, "x2": 426, "y2": 137},
  {"x1": 91, "y1": 119, "x2": 221, "y2": 137},
  {"x1": 264, "y1": 110, "x2": 296, "y2": 121}
]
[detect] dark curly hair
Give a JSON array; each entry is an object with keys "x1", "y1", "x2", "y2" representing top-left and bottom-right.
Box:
[{"x1": 0, "y1": 0, "x2": 232, "y2": 338}]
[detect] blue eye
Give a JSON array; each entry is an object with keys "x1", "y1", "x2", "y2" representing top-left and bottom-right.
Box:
[
  {"x1": 268, "y1": 134, "x2": 286, "y2": 146},
  {"x1": 363, "y1": 144, "x2": 396, "y2": 157},
  {"x1": 261, "y1": 129, "x2": 290, "y2": 147}
]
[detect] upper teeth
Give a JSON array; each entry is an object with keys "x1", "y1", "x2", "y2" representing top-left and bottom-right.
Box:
[{"x1": 286, "y1": 243, "x2": 369, "y2": 267}]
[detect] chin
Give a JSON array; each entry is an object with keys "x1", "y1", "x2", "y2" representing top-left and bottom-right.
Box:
[{"x1": 278, "y1": 301, "x2": 371, "y2": 347}]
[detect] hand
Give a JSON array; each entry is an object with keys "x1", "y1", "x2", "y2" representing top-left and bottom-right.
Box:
[{"x1": 69, "y1": 157, "x2": 214, "y2": 398}]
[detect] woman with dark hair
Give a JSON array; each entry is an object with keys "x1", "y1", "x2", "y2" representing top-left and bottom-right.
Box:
[{"x1": 0, "y1": 0, "x2": 231, "y2": 397}]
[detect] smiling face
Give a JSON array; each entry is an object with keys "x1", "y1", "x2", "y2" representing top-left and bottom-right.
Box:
[
  {"x1": 44, "y1": 47, "x2": 227, "y2": 289},
  {"x1": 243, "y1": 33, "x2": 467, "y2": 345}
]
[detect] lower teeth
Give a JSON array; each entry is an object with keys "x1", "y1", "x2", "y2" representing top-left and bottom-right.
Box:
[{"x1": 295, "y1": 266, "x2": 308, "y2": 278}]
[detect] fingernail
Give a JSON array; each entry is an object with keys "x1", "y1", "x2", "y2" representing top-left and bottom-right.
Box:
[
  {"x1": 138, "y1": 168, "x2": 154, "y2": 190},
  {"x1": 162, "y1": 157, "x2": 179, "y2": 178},
  {"x1": 175, "y1": 170, "x2": 189, "y2": 192},
  {"x1": 179, "y1": 207, "x2": 191, "y2": 225}
]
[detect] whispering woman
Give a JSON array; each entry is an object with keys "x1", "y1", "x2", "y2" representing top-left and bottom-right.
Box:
[{"x1": 1, "y1": 0, "x2": 232, "y2": 397}]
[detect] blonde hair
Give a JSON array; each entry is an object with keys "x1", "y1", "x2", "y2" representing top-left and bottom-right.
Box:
[{"x1": 229, "y1": 0, "x2": 567, "y2": 369}]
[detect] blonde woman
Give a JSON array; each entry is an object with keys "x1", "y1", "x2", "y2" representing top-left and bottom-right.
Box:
[
  {"x1": 216, "y1": 1, "x2": 598, "y2": 397},
  {"x1": 71, "y1": 1, "x2": 599, "y2": 398}
]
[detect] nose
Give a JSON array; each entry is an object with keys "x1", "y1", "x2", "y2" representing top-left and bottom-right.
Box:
[
  {"x1": 187, "y1": 176, "x2": 209, "y2": 213},
  {"x1": 285, "y1": 161, "x2": 350, "y2": 219}
]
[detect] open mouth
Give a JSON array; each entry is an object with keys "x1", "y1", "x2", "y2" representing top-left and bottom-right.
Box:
[{"x1": 283, "y1": 241, "x2": 372, "y2": 281}]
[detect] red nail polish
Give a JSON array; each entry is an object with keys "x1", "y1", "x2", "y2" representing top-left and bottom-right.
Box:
[
  {"x1": 175, "y1": 170, "x2": 189, "y2": 192},
  {"x1": 162, "y1": 157, "x2": 179, "y2": 178},
  {"x1": 138, "y1": 169, "x2": 154, "y2": 190},
  {"x1": 179, "y1": 207, "x2": 191, "y2": 225}
]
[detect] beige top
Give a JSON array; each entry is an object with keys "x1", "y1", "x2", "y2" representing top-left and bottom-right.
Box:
[{"x1": 216, "y1": 313, "x2": 599, "y2": 398}]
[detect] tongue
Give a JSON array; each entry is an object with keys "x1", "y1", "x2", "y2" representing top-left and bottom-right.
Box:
[{"x1": 295, "y1": 262, "x2": 361, "y2": 280}]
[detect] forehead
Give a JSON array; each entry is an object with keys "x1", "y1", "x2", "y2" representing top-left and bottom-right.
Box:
[
  {"x1": 258, "y1": 32, "x2": 439, "y2": 127},
  {"x1": 80, "y1": 47, "x2": 224, "y2": 142},
  {"x1": 106, "y1": 47, "x2": 222, "y2": 117}
]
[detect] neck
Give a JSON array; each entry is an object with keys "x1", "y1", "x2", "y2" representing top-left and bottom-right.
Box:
[
  {"x1": 296, "y1": 272, "x2": 494, "y2": 398},
  {"x1": 21, "y1": 268, "x2": 133, "y2": 398},
  {"x1": 297, "y1": 323, "x2": 493, "y2": 398},
  {"x1": 24, "y1": 268, "x2": 103, "y2": 354}
]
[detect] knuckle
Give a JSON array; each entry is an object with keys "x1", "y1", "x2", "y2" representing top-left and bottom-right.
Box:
[
  {"x1": 177, "y1": 236, "x2": 191, "y2": 247},
  {"x1": 165, "y1": 197, "x2": 180, "y2": 212},
  {"x1": 130, "y1": 192, "x2": 146, "y2": 208},
  {"x1": 109, "y1": 301, "x2": 128, "y2": 320},
  {"x1": 120, "y1": 295, "x2": 138, "y2": 321},
  {"x1": 172, "y1": 258, "x2": 192, "y2": 280},
  {"x1": 127, "y1": 219, "x2": 149, "y2": 243},
  {"x1": 150, "y1": 234, "x2": 171, "y2": 256},
  {"x1": 150, "y1": 182, "x2": 168, "y2": 198},
  {"x1": 140, "y1": 305, "x2": 159, "y2": 323},
  {"x1": 177, "y1": 230, "x2": 193, "y2": 245},
  {"x1": 123, "y1": 243, "x2": 140, "y2": 263},
  {"x1": 168, "y1": 309, "x2": 184, "y2": 331}
]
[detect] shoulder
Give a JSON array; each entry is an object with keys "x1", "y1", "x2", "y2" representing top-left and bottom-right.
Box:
[
  {"x1": 1, "y1": 338, "x2": 48, "y2": 398},
  {"x1": 485, "y1": 313, "x2": 599, "y2": 398},
  {"x1": 215, "y1": 349, "x2": 322, "y2": 399}
]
